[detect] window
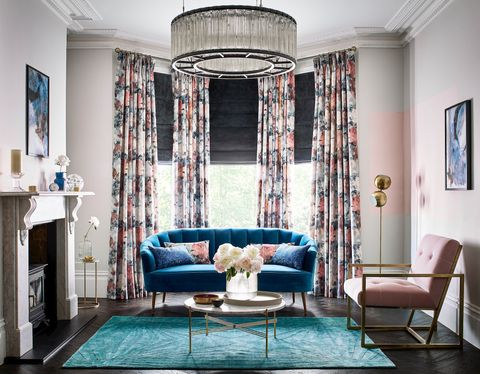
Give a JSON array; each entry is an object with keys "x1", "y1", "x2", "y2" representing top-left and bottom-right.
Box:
[
  {"x1": 154, "y1": 72, "x2": 314, "y2": 233},
  {"x1": 291, "y1": 163, "x2": 312, "y2": 233},
  {"x1": 209, "y1": 165, "x2": 256, "y2": 227},
  {"x1": 157, "y1": 164, "x2": 172, "y2": 231},
  {"x1": 156, "y1": 163, "x2": 311, "y2": 231}
]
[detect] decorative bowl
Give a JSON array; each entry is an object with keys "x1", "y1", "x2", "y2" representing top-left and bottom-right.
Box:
[
  {"x1": 212, "y1": 298, "x2": 224, "y2": 307},
  {"x1": 193, "y1": 294, "x2": 219, "y2": 305}
]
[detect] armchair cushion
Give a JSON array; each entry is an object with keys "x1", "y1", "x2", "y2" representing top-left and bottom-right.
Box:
[
  {"x1": 344, "y1": 277, "x2": 436, "y2": 309},
  {"x1": 410, "y1": 234, "x2": 461, "y2": 307}
]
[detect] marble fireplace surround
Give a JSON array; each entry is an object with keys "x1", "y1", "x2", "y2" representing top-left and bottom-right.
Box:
[{"x1": 0, "y1": 191, "x2": 93, "y2": 358}]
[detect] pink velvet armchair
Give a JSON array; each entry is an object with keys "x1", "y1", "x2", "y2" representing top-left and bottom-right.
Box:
[{"x1": 344, "y1": 234, "x2": 464, "y2": 349}]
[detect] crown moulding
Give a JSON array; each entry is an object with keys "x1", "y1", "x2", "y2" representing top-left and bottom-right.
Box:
[{"x1": 385, "y1": 0, "x2": 454, "y2": 42}]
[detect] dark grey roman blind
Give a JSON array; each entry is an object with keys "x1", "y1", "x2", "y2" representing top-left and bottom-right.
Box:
[
  {"x1": 154, "y1": 72, "x2": 314, "y2": 164},
  {"x1": 294, "y1": 72, "x2": 314, "y2": 163},
  {"x1": 154, "y1": 73, "x2": 174, "y2": 163},
  {"x1": 209, "y1": 79, "x2": 258, "y2": 164}
]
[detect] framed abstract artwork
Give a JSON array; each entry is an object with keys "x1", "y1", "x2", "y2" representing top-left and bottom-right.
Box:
[
  {"x1": 26, "y1": 65, "x2": 49, "y2": 157},
  {"x1": 445, "y1": 99, "x2": 472, "y2": 190}
]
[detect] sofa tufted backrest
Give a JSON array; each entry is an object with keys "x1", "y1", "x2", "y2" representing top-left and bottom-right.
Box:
[
  {"x1": 410, "y1": 234, "x2": 462, "y2": 307},
  {"x1": 142, "y1": 228, "x2": 315, "y2": 261}
]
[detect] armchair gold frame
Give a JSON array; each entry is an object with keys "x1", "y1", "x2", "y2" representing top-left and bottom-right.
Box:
[{"x1": 346, "y1": 257, "x2": 464, "y2": 350}]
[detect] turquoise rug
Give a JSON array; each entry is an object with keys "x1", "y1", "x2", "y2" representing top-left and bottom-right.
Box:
[{"x1": 64, "y1": 316, "x2": 395, "y2": 369}]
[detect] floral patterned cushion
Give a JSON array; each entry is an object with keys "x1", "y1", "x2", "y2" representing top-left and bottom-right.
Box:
[
  {"x1": 164, "y1": 240, "x2": 211, "y2": 264},
  {"x1": 149, "y1": 246, "x2": 194, "y2": 269},
  {"x1": 250, "y1": 243, "x2": 294, "y2": 264}
]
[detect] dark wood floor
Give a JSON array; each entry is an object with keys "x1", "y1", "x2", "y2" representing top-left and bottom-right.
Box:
[{"x1": 2, "y1": 292, "x2": 479, "y2": 374}]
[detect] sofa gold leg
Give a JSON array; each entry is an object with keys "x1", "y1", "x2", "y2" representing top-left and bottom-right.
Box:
[
  {"x1": 301, "y1": 292, "x2": 307, "y2": 316},
  {"x1": 292, "y1": 292, "x2": 296, "y2": 304},
  {"x1": 162, "y1": 292, "x2": 167, "y2": 303},
  {"x1": 151, "y1": 292, "x2": 157, "y2": 312}
]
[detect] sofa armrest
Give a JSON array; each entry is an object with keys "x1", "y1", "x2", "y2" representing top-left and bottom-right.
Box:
[
  {"x1": 303, "y1": 246, "x2": 318, "y2": 273},
  {"x1": 140, "y1": 248, "x2": 155, "y2": 274}
]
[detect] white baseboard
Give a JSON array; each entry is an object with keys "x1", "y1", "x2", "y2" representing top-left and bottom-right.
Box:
[
  {"x1": 75, "y1": 269, "x2": 109, "y2": 298},
  {"x1": 437, "y1": 294, "x2": 480, "y2": 349}
]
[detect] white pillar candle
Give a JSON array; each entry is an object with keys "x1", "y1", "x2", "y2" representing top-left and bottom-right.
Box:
[{"x1": 11, "y1": 149, "x2": 22, "y2": 175}]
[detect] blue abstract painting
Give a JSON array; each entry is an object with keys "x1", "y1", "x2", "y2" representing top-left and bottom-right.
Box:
[
  {"x1": 27, "y1": 65, "x2": 49, "y2": 157},
  {"x1": 445, "y1": 100, "x2": 471, "y2": 190}
]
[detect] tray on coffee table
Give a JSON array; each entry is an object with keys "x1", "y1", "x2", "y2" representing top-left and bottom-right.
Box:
[{"x1": 223, "y1": 291, "x2": 283, "y2": 307}]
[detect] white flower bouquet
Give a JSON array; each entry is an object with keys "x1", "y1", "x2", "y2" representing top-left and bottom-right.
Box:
[
  {"x1": 55, "y1": 154, "x2": 70, "y2": 171},
  {"x1": 213, "y1": 243, "x2": 264, "y2": 281}
]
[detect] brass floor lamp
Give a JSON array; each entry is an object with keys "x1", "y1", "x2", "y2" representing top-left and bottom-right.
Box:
[{"x1": 370, "y1": 175, "x2": 391, "y2": 273}]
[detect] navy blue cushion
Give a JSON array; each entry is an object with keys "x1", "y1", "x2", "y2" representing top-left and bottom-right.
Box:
[
  {"x1": 271, "y1": 244, "x2": 310, "y2": 270},
  {"x1": 149, "y1": 246, "x2": 194, "y2": 269}
]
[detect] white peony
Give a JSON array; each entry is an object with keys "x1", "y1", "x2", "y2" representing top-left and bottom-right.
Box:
[
  {"x1": 244, "y1": 244, "x2": 260, "y2": 260},
  {"x1": 228, "y1": 246, "x2": 243, "y2": 260},
  {"x1": 217, "y1": 243, "x2": 232, "y2": 256},
  {"x1": 250, "y1": 258, "x2": 263, "y2": 274}
]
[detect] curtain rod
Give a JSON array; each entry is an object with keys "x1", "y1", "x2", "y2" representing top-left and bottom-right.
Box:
[
  {"x1": 114, "y1": 47, "x2": 166, "y2": 61},
  {"x1": 114, "y1": 45, "x2": 357, "y2": 63}
]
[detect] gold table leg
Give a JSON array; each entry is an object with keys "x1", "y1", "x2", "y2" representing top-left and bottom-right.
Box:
[
  {"x1": 189, "y1": 307, "x2": 192, "y2": 353},
  {"x1": 94, "y1": 261, "x2": 98, "y2": 304},
  {"x1": 78, "y1": 260, "x2": 100, "y2": 309},
  {"x1": 274, "y1": 311, "x2": 277, "y2": 338},
  {"x1": 83, "y1": 261, "x2": 87, "y2": 303},
  {"x1": 189, "y1": 308, "x2": 279, "y2": 357},
  {"x1": 206, "y1": 313, "x2": 209, "y2": 336},
  {"x1": 265, "y1": 309, "x2": 269, "y2": 358}
]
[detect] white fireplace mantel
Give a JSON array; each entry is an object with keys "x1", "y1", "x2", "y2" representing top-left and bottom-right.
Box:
[{"x1": 0, "y1": 191, "x2": 93, "y2": 358}]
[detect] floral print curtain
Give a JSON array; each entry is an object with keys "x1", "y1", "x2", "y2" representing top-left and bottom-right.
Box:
[
  {"x1": 256, "y1": 72, "x2": 295, "y2": 228},
  {"x1": 107, "y1": 51, "x2": 158, "y2": 300},
  {"x1": 172, "y1": 72, "x2": 210, "y2": 228},
  {"x1": 310, "y1": 49, "x2": 362, "y2": 298}
]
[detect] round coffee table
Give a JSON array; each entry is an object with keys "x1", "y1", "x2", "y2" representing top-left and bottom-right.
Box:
[{"x1": 184, "y1": 294, "x2": 286, "y2": 357}]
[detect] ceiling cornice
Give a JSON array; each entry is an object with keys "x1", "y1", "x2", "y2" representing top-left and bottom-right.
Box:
[
  {"x1": 67, "y1": 35, "x2": 171, "y2": 61},
  {"x1": 41, "y1": 0, "x2": 101, "y2": 31},
  {"x1": 385, "y1": 0, "x2": 454, "y2": 42},
  {"x1": 297, "y1": 27, "x2": 404, "y2": 60}
]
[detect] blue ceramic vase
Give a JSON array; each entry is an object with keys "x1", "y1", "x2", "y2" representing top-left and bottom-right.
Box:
[{"x1": 54, "y1": 172, "x2": 66, "y2": 191}]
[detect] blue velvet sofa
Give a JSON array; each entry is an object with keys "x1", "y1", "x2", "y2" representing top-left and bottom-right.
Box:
[{"x1": 140, "y1": 228, "x2": 318, "y2": 315}]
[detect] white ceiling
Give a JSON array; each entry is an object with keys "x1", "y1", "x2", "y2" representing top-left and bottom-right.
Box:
[{"x1": 70, "y1": 0, "x2": 408, "y2": 47}]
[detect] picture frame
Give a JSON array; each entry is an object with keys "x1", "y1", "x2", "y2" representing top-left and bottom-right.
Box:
[
  {"x1": 26, "y1": 64, "x2": 50, "y2": 157},
  {"x1": 445, "y1": 99, "x2": 472, "y2": 190}
]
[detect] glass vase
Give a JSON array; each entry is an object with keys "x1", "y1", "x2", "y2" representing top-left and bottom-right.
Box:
[
  {"x1": 226, "y1": 272, "x2": 257, "y2": 300},
  {"x1": 78, "y1": 239, "x2": 94, "y2": 262}
]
